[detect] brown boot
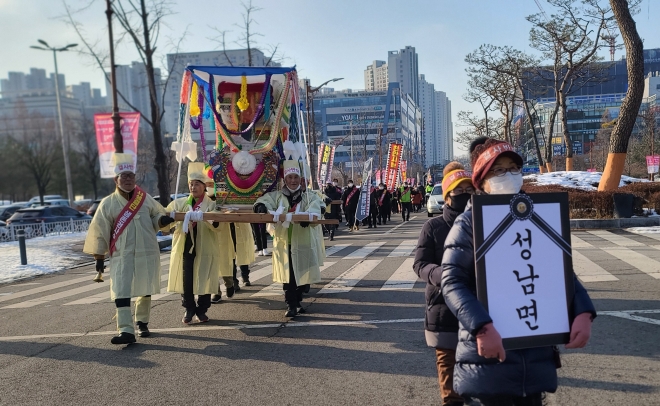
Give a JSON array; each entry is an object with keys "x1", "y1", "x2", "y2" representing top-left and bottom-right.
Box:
[{"x1": 435, "y1": 348, "x2": 463, "y2": 405}]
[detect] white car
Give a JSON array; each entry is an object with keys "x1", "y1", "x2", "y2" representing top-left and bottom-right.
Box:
[{"x1": 426, "y1": 184, "x2": 444, "y2": 217}]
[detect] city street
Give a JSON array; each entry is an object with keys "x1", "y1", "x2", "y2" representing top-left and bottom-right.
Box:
[{"x1": 0, "y1": 217, "x2": 658, "y2": 405}]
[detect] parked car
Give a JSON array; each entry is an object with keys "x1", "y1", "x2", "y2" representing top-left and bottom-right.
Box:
[
  {"x1": 87, "y1": 199, "x2": 102, "y2": 217},
  {"x1": 27, "y1": 195, "x2": 63, "y2": 204},
  {"x1": 29, "y1": 199, "x2": 70, "y2": 208},
  {"x1": 74, "y1": 199, "x2": 93, "y2": 212},
  {"x1": 6, "y1": 206, "x2": 91, "y2": 225},
  {"x1": 426, "y1": 184, "x2": 444, "y2": 217},
  {"x1": 0, "y1": 204, "x2": 29, "y2": 221}
]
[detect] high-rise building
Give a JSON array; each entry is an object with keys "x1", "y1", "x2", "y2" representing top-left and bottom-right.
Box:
[
  {"x1": 418, "y1": 74, "x2": 435, "y2": 166},
  {"x1": 434, "y1": 91, "x2": 453, "y2": 164},
  {"x1": 106, "y1": 61, "x2": 163, "y2": 129},
  {"x1": 364, "y1": 60, "x2": 389, "y2": 92},
  {"x1": 164, "y1": 48, "x2": 280, "y2": 139},
  {"x1": 388, "y1": 46, "x2": 419, "y2": 104}
]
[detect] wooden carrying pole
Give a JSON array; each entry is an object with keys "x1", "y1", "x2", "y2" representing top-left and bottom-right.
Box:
[{"x1": 172, "y1": 212, "x2": 339, "y2": 225}]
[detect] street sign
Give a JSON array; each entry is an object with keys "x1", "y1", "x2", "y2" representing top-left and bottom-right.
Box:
[{"x1": 646, "y1": 155, "x2": 660, "y2": 174}]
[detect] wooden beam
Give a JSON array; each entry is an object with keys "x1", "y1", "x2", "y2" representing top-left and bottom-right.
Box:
[{"x1": 172, "y1": 212, "x2": 338, "y2": 225}]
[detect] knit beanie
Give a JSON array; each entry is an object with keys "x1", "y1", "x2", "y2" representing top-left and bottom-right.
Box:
[{"x1": 441, "y1": 162, "x2": 472, "y2": 200}]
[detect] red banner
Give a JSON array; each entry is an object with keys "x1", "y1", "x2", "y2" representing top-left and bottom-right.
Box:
[
  {"x1": 94, "y1": 112, "x2": 141, "y2": 178},
  {"x1": 384, "y1": 143, "x2": 403, "y2": 190},
  {"x1": 401, "y1": 160, "x2": 408, "y2": 183}
]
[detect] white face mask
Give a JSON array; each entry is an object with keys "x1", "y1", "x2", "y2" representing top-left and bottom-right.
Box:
[
  {"x1": 206, "y1": 187, "x2": 214, "y2": 195},
  {"x1": 348, "y1": 183, "x2": 354, "y2": 187},
  {"x1": 287, "y1": 184, "x2": 301, "y2": 193},
  {"x1": 486, "y1": 172, "x2": 523, "y2": 195},
  {"x1": 379, "y1": 186, "x2": 384, "y2": 190},
  {"x1": 333, "y1": 182, "x2": 338, "y2": 186}
]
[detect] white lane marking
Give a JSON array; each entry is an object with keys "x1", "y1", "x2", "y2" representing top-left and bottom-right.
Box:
[
  {"x1": 381, "y1": 258, "x2": 419, "y2": 290},
  {"x1": 0, "y1": 293, "x2": 13, "y2": 296},
  {"x1": 605, "y1": 247, "x2": 660, "y2": 279},
  {"x1": 2, "y1": 280, "x2": 110, "y2": 309},
  {"x1": 64, "y1": 291, "x2": 108, "y2": 305},
  {"x1": 0, "y1": 317, "x2": 426, "y2": 341},
  {"x1": 385, "y1": 216, "x2": 418, "y2": 234},
  {"x1": 587, "y1": 230, "x2": 645, "y2": 247},
  {"x1": 387, "y1": 240, "x2": 417, "y2": 258},
  {"x1": 0, "y1": 274, "x2": 96, "y2": 304},
  {"x1": 570, "y1": 235, "x2": 593, "y2": 249},
  {"x1": 251, "y1": 262, "x2": 337, "y2": 297},
  {"x1": 600, "y1": 309, "x2": 660, "y2": 326},
  {"x1": 344, "y1": 241, "x2": 385, "y2": 260},
  {"x1": 572, "y1": 251, "x2": 619, "y2": 282},
  {"x1": 318, "y1": 259, "x2": 381, "y2": 294},
  {"x1": 325, "y1": 244, "x2": 351, "y2": 257}
]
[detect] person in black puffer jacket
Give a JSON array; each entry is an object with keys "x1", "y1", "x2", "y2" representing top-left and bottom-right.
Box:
[
  {"x1": 414, "y1": 162, "x2": 474, "y2": 406},
  {"x1": 441, "y1": 137, "x2": 597, "y2": 406}
]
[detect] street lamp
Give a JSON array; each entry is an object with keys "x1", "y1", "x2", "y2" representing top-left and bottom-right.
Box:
[
  {"x1": 305, "y1": 77, "x2": 343, "y2": 189},
  {"x1": 30, "y1": 40, "x2": 78, "y2": 207}
]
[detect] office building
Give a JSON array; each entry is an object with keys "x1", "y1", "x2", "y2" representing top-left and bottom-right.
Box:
[{"x1": 106, "y1": 61, "x2": 163, "y2": 129}]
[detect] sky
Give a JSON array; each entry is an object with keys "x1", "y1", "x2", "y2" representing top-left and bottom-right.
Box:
[{"x1": 1, "y1": 0, "x2": 658, "y2": 156}]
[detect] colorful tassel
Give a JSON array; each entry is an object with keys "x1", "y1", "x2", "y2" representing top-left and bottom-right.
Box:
[
  {"x1": 180, "y1": 71, "x2": 192, "y2": 104},
  {"x1": 190, "y1": 81, "x2": 200, "y2": 117},
  {"x1": 236, "y1": 75, "x2": 249, "y2": 112}
]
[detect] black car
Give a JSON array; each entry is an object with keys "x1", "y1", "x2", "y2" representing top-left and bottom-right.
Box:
[
  {"x1": 7, "y1": 206, "x2": 92, "y2": 225},
  {"x1": 0, "y1": 205, "x2": 27, "y2": 221}
]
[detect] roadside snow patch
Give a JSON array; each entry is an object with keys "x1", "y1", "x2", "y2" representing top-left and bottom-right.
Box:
[
  {"x1": 0, "y1": 233, "x2": 88, "y2": 285},
  {"x1": 626, "y1": 227, "x2": 660, "y2": 234},
  {"x1": 524, "y1": 171, "x2": 648, "y2": 191}
]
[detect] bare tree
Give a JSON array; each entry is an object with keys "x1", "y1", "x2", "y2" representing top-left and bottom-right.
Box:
[
  {"x1": 63, "y1": 0, "x2": 187, "y2": 206},
  {"x1": 455, "y1": 111, "x2": 504, "y2": 151},
  {"x1": 528, "y1": 0, "x2": 614, "y2": 171},
  {"x1": 599, "y1": 0, "x2": 645, "y2": 190}
]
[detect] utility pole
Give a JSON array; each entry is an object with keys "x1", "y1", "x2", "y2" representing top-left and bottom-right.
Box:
[
  {"x1": 30, "y1": 40, "x2": 77, "y2": 206},
  {"x1": 106, "y1": 0, "x2": 122, "y2": 152}
]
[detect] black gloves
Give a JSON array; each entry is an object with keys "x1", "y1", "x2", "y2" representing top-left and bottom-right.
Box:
[
  {"x1": 321, "y1": 207, "x2": 326, "y2": 215},
  {"x1": 254, "y1": 203, "x2": 268, "y2": 214},
  {"x1": 95, "y1": 259, "x2": 105, "y2": 273},
  {"x1": 212, "y1": 221, "x2": 220, "y2": 228},
  {"x1": 160, "y1": 215, "x2": 175, "y2": 226},
  {"x1": 299, "y1": 222, "x2": 310, "y2": 228}
]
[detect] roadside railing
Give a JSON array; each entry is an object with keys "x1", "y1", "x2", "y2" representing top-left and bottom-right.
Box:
[{"x1": 0, "y1": 219, "x2": 91, "y2": 243}]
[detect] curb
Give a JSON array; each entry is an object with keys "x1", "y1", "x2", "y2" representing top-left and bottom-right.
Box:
[{"x1": 570, "y1": 217, "x2": 660, "y2": 229}]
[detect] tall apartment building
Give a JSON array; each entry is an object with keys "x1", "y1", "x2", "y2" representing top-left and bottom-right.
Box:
[
  {"x1": 0, "y1": 68, "x2": 64, "y2": 98},
  {"x1": 106, "y1": 61, "x2": 163, "y2": 129},
  {"x1": 364, "y1": 60, "x2": 389, "y2": 91},
  {"x1": 418, "y1": 75, "x2": 435, "y2": 167},
  {"x1": 434, "y1": 91, "x2": 453, "y2": 164},
  {"x1": 388, "y1": 46, "x2": 419, "y2": 104},
  {"x1": 164, "y1": 48, "x2": 280, "y2": 139}
]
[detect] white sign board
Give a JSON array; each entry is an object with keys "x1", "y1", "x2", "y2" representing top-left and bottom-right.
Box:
[{"x1": 472, "y1": 193, "x2": 574, "y2": 350}]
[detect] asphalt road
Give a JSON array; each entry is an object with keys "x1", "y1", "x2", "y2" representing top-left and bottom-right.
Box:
[{"x1": 0, "y1": 214, "x2": 658, "y2": 405}]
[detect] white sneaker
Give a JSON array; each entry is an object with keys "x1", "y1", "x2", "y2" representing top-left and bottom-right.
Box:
[
  {"x1": 262, "y1": 249, "x2": 270, "y2": 256},
  {"x1": 258, "y1": 250, "x2": 264, "y2": 256}
]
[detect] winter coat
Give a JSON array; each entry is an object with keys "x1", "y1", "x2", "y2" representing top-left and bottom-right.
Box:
[
  {"x1": 254, "y1": 190, "x2": 322, "y2": 285},
  {"x1": 164, "y1": 195, "x2": 233, "y2": 295},
  {"x1": 83, "y1": 188, "x2": 165, "y2": 300},
  {"x1": 413, "y1": 204, "x2": 461, "y2": 346},
  {"x1": 324, "y1": 186, "x2": 342, "y2": 220},
  {"x1": 341, "y1": 186, "x2": 360, "y2": 213},
  {"x1": 441, "y1": 201, "x2": 597, "y2": 398},
  {"x1": 375, "y1": 189, "x2": 391, "y2": 212},
  {"x1": 369, "y1": 189, "x2": 379, "y2": 213}
]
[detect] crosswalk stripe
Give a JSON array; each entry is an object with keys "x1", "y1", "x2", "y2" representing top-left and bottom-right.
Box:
[
  {"x1": 2, "y1": 280, "x2": 110, "y2": 309},
  {"x1": 325, "y1": 244, "x2": 351, "y2": 257},
  {"x1": 572, "y1": 251, "x2": 619, "y2": 282},
  {"x1": 381, "y1": 258, "x2": 419, "y2": 290},
  {"x1": 605, "y1": 247, "x2": 660, "y2": 279},
  {"x1": 64, "y1": 291, "x2": 108, "y2": 305},
  {"x1": 387, "y1": 241, "x2": 417, "y2": 257},
  {"x1": 318, "y1": 259, "x2": 381, "y2": 294},
  {"x1": 344, "y1": 242, "x2": 385, "y2": 259},
  {"x1": 571, "y1": 235, "x2": 593, "y2": 249},
  {"x1": 0, "y1": 274, "x2": 97, "y2": 304},
  {"x1": 587, "y1": 230, "x2": 644, "y2": 247},
  {"x1": 251, "y1": 262, "x2": 337, "y2": 297}
]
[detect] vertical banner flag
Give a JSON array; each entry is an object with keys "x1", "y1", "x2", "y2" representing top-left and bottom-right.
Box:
[
  {"x1": 95, "y1": 112, "x2": 141, "y2": 178},
  {"x1": 317, "y1": 143, "x2": 336, "y2": 186},
  {"x1": 375, "y1": 169, "x2": 382, "y2": 185},
  {"x1": 384, "y1": 143, "x2": 403, "y2": 190},
  {"x1": 356, "y1": 158, "x2": 374, "y2": 221},
  {"x1": 646, "y1": 155, "x2": 660, "y2": 174},
  {"x1": 401, "y1": 160, "x2": 408, "y2": 183}
]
